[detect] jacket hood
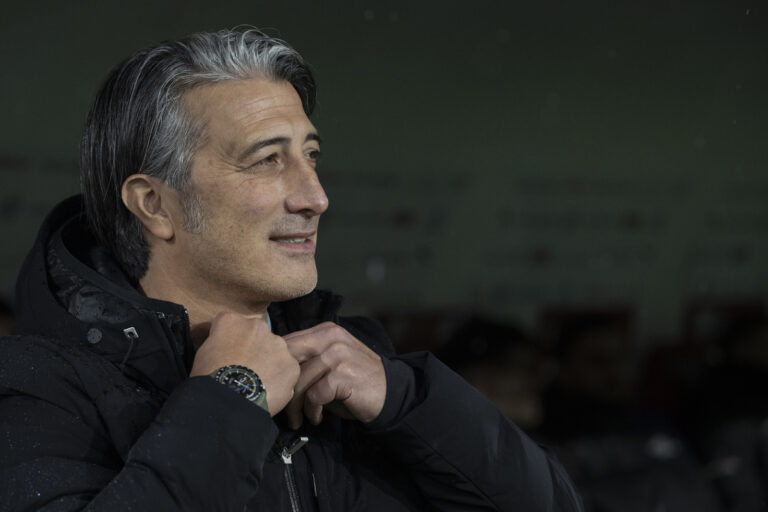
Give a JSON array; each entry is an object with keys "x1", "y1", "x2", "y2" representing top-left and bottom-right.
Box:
[
  {"x1": 14, "y1": 195, "x2": 344, "y2": 395},
  {"x1": 14, "y1": 195, "x2": 192, "y2": 394}
]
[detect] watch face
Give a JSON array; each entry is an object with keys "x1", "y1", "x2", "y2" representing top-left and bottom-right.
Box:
[{"x1": 216, "y1": 366, "x2": 263, "y2": 402}]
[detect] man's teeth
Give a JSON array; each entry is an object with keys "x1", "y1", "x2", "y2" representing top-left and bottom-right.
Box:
[{"x1": 281, "y1": 238, "x2": 306, "y2": 243}]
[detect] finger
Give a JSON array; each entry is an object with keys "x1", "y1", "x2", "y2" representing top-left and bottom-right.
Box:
[
  {"x1": 304, "y1": 371, "x2": 353, "y2": 422},
  {"x1": 284, "y1": 323, "x2": 356, "y2": 363},
  {"x1": 282, "y1": 321, "x2": 337, "y2": 341},
  {"x1": 286, "y1": 394, "x2": 304, "y2": 430},
  {"x1": 286, "y1": 355, "x2": 333, "y2": 429},
  {"x1": 299, "y1": 352, "x2": 352, "y2": 426},
  {"x1": 304, "y1": 397, "x2": 323, "y2": 425}
]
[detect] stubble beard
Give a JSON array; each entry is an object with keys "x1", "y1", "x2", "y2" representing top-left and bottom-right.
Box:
[{"x1": 178, "y1": 186, "x2": 320, "y2": 304}]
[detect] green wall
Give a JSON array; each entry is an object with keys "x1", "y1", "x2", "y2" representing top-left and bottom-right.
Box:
[{"x1": 1, "y1": 0, "x2": 766, "y2": 340}]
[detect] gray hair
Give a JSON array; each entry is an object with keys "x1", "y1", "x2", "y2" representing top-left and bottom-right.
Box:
[{"x1": 80, "y1": 28, "x2": 316, "y2": 285}]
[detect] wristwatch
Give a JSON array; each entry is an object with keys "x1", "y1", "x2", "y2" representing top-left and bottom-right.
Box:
[{"x1": 209, "y1": 365, "x2": 269, "y2": 413}]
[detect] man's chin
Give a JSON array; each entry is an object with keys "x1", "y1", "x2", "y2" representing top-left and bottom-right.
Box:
[{"x1": 265, "y1": 274, "x2": 318, "y2": 303}]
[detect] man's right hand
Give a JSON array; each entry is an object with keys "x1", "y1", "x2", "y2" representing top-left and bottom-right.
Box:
[{"x1": 189, "y1": 312, "x2": 300, "y2": 416}]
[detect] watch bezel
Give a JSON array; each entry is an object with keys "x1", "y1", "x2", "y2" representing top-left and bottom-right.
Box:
[{"x1": 213, "y1": 365, "x2": 265, "y2": 403}]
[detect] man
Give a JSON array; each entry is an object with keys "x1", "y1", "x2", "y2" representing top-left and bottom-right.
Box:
[{"x1": 0, "y1": 29, "x2": 581, "y2": 511}]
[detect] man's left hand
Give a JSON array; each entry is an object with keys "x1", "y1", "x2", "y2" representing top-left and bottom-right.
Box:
[{"x1": 283, "y1": 322, "x2": 386, "y2": 429}]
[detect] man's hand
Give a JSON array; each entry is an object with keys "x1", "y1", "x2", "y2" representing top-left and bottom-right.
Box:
[
  {"x1": 190, "y1": 312, "x2": 300, "y2": 416},
  {"x1": 283, "y1": 322, "x2": 386, "y2": 429}
]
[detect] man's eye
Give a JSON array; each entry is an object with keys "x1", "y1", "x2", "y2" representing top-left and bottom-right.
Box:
[
  {"x1": 306, "y1": 149, "x2": 322, "y2": 162},
  {"x1": 256, "y1": 154, "x2": 279, "y2": 166}
]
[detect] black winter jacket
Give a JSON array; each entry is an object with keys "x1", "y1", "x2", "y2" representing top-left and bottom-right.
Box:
[{"x1": 0, "y1": 196, "x2": 582, "y2": 511}]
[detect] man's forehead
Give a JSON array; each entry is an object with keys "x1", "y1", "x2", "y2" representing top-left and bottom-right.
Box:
[{"x1": 183, "y1": 78, "x2": 311, "y2": 137}]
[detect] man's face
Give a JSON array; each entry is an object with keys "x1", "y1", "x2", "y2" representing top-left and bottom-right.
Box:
[{"x1": 170, "y1": 79, "x2": 328, "y2": 309}]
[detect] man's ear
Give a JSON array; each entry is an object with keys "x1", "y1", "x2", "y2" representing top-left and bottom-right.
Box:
[{"x1": 121, "y1": 174, "x2": 176, "y2": 241}]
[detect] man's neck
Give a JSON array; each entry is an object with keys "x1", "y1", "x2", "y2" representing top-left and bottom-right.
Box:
[{"x1": 139, "y1": 265, "x2": 270, "y2": 348}]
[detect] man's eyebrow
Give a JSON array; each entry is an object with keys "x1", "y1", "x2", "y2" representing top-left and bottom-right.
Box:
[
  {"x1": 237, "y1": 137, "x2": 289, "y2": 163},
  {"x1": 236, "y1": 133, "x2": 322, "y2": 163}
]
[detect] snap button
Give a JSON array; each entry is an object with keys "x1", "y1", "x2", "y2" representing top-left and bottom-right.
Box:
[{"x1": 87, "y1": 328, "x2": 103, "y2": 344}]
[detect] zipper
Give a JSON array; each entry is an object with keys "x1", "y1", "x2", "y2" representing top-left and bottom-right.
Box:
[{"x1": 281, "y1": 436, "x2": 309, "y2": 512}]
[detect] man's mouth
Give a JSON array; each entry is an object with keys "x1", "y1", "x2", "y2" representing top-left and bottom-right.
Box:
[
  {"x1": 269, "y1": 232, "x2": 314, "y2": 242},
  {"x1": 269, "y1": 232, "x2": 316, "y2": 252}
]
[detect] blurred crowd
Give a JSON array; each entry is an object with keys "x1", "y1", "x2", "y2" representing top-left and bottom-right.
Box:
[{"x1": 380, "y1": 306, "x2": 768, "y2": 512}]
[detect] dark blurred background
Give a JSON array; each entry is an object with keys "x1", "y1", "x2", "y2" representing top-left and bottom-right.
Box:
[{"x1": 1, "y1": 0, "x2": 767, "y2": 509}]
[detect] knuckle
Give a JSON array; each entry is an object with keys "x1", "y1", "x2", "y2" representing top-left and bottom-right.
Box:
[
  {"x1": 328, "y1": 323, "x2": 347, "y2": 337},
  {"x1": 216, "y1": 311, "x2": 238, "y2": 323},
  {"x1": 327, "y1": 341, "x2": 349, "y2": 357},
  {"x1": 318, "y1": 321, "x2": 344, "y2": 337},
  {"x1": 288, "y1": 358, "x2": 300, "y2": 378},
  {"x1": 254, "y1": 317, "x2": 271, "y2": 329},
  {"x1": 321, "y1": 343, "x2": 346, "y2": 366},
  {"x1": 305, "y1": 387, "x2": 317, "y2": 403},
  {"x1": 335, "y1": 360, "x2": 354, "y2": 377}
]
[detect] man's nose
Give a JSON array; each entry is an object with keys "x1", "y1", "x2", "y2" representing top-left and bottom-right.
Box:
[{"x1": 285, "y1": 158, "x2": 329, "y2": 217}]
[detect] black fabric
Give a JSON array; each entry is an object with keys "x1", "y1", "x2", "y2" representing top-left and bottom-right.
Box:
[{"x1": 0, "y1": 195, "x2": 583, "y2": 511}]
